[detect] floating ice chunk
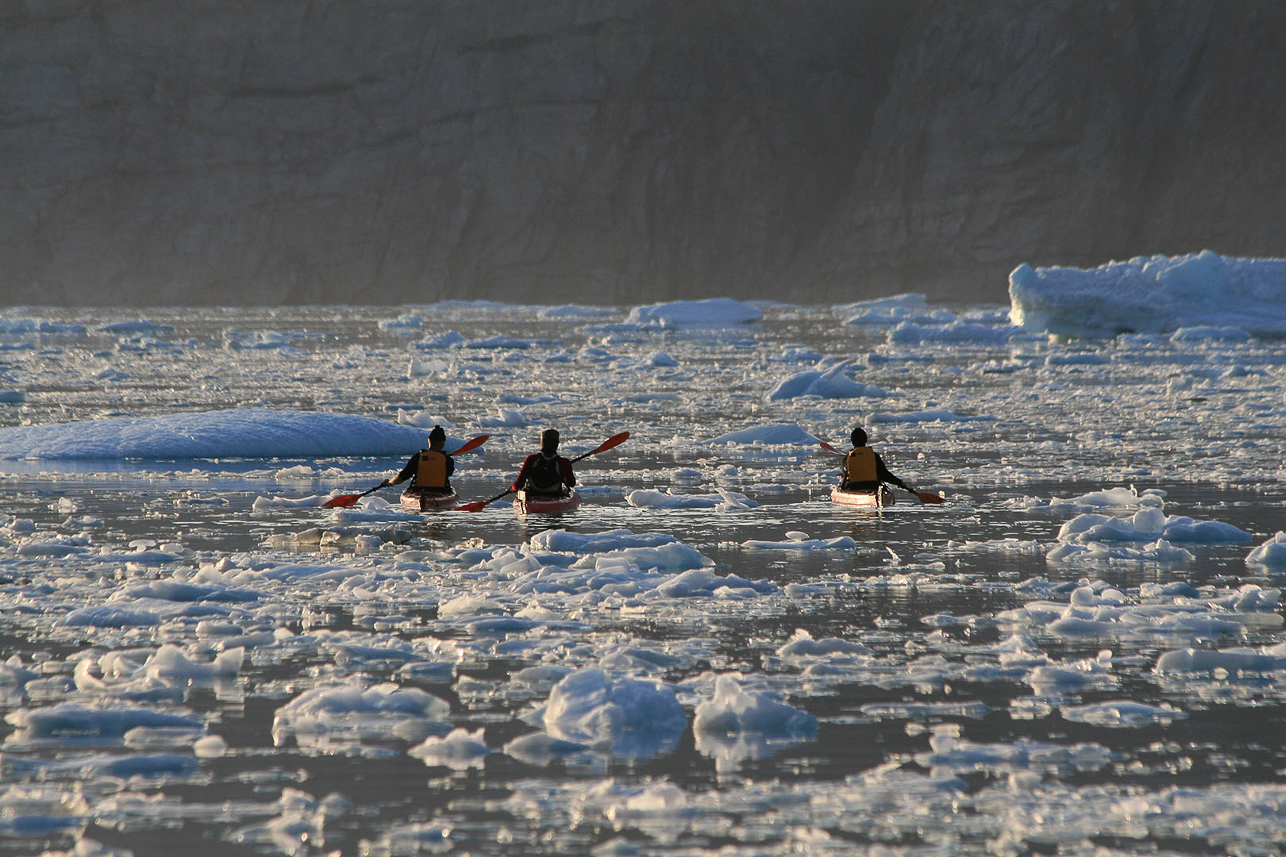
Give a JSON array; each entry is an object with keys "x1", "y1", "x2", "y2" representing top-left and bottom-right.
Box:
[
  {"x1": 649, "y1": 351, "x2": 679, "y2": 366},
  {"x1": 194, "y1": 734, "x2": 228, "y2": 758},
  {"x1": 253, "y1": 495, "x2": 330, "y2": 509},
  {"x1": 0, "y1": 316, "x2": 87, "y2": 336},
  {"x1": 4, "y1": 704, "x2": 204, "y2": 749},
  {"x1": 0, "y1": 390, "x2": 25, "y2": 403},
  {"x1": 1061, "y1": 700, "x2": 1185, "y2": 727},
  {"x1": 59, "y1": 605, "x2": 162, "y2": 628},
  {"x1": 1026, "y1": 656, "x2": 1117, "y2": 695},
  {"x1": 888, "y1": 320, "x2": 1018, "y2": 345},
  {"x1": 1037, "y1": 486, "x2": 1166, "y2": 513},
  {"x1": 478, "y1": 408, "x2": 528, "y2": 427},
  {"x1": 742, "y1": 533, "x2": 857, "y2": 550},
  {"x1": 502, "y1": 731, "x2": 591, "y2": 766},
  {"x1": 415, "y1": 331, "x2": 466, "y2": 349},
  {"x1": 409, "y1": 727, "x2": 491, "y2": 770},
  {"x1": 1247, "y1": 532, "x2": 1286, "y2": 569},
  {"x1": 693, "y1": 673, "x2": 816, "y2": 766},
  {"x1": 765, "y1": 359, "x2": 889, "y2": 401},
  {"x1": 569, "y1": 542, "x2": 715, "y2": 574},
  {"x1": 626, "y1": 489, "x2": 758, "y2": 510},
  {"x1": 144, "y1": 645, "x2": 244, "y2": 681},
  {"x1": 536, "y1": 669, "x2": 686, "y2": 759},
  {"x1": 1155, "y1": 647, "x2": 1286, "y2": 675},
  {"x1": 0, "y1": 409, "x2": 438, "y2": 460},
  {"x1": 1170, "y1": 325, "x2": 1252, "y2": 342},
  {"x1": 1057, "y1": 509, "x2": 1251, "y2": 544},
  {"x1": 229, "y1": 788, "x2": 349, "y2": 854},
  {"x1": 1009, "y1": 251, "x2": 1286, "y2": 335},
  {"x1": 1046, "y1": 538, "x2": 1196, "y2": 565},
  {"x1": 527, "y1": 529, "x2": 678, "y2": 553},
  {"x1": 916, "y1": 732, "x2": 1112, "y2": 776},
  {"x1": 706, "y1": 424, "x2": 820, "y2": 445},
  {"x1": 775, "y1": 629, "x2": 872, "y2": 658},
  {"x1": 652, "y1": 569, "x2": 776, "y2": 599},
  {"x1": 626, "y1": 298, "x2": 762, "y2": 327},
  {"x1": 840, "y1": 294, "x2": 957, "y2": 326},
  {"x1": 273, "y1": 680, "x2": 451, "y2": 747},
  {"x1": 379, "y1": 313, "x2": 423, "y2": 331}
]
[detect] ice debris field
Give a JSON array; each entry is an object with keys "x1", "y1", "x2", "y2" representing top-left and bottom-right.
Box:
[{"x1": 0, "y1": 252, "x2": 1284, "y2": 855}]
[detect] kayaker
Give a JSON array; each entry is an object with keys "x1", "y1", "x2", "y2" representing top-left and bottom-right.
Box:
[
  {"x1": 512, "y1": 428, "x2": 577, "y2": 496},
  {"x1": 840, "y1": 427, "x2": 914, "y2": 494},
  {"x1": 381, "y1": 424, "x2": 455, "y2": 496}
]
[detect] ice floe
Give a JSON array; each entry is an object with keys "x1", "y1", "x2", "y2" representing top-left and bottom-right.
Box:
[{"x1": 1009, "y1": 250, "x2": 1286, "y2": 335}]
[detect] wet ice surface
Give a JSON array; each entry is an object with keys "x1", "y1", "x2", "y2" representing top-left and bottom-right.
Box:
[{"x1": 0, "y1": 300, "x2": 1285, "y2": 856}]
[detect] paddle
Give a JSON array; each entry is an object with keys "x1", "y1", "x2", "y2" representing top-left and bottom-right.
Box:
[
  {"x1": 323, "y1": 434, "x2": 491, "y2": 508},
  {"x1": 458, "y1": 431, "x2": 631, "y2": 512},
  {"x1": 818, "y1": 441, "x2": 945, "y2": 504}
]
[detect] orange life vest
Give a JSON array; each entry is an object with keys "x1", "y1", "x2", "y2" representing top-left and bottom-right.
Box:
[
  {"x1": 845, "y1": 447, "x2": 878, "y2": 482},
  {"x1": 415, "y1": 450, "x2": 449, "y2": 490}
]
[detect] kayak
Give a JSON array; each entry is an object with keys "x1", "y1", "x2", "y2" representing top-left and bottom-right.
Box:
[
  {"x1": 830, "y1": 485, "x2": 895, "y2": 508},
  {"x1": 401, "y1": 489, "x2": 460, "y2": 512},
  {"x1": 513, "y1": 489, "x2": 581, "y2": 515}
]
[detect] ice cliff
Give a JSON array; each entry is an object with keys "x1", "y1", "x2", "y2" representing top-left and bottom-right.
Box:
[{"x1": 3, "y1": 1, "x2": 1284, "y2": 306}]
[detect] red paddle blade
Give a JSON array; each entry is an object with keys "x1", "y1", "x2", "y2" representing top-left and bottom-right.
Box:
[
  {"x1": 450, "y1": 434, "x2": 489, "y2": 456},
  {"x1": 578, "y1": 431, "x2": 630, "y2": 459},
  {"x1": 457, "y1": 501, "x2": 488, "y2": 512},
  {"x1": 917, "y1": 491, "x2": 945, "y2": 504},
  {"x1": 818, "y1": 441, "x2": 844, "y2": 456},
  {"x1": 323, "y1": 494, "x2": 363, "y2": 508}
]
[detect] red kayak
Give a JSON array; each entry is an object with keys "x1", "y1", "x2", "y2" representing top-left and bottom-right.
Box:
[
  {"x1": 401, "y1": 489, "x2": 460, "y2": 512},
  {"x1": 830, "y1": 485, "x2": 895, "y2": 508},
  {"x1": 513, "y1": 489, "x2": 581, "y2": 515}
]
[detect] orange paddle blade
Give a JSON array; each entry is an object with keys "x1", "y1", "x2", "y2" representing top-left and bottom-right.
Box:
[
  {"x1": 450, "y1": 434, "x2": 489, "y2": 456},
  {"x1": 322, "y1": 493, "x2": 363, "y2": 508}
]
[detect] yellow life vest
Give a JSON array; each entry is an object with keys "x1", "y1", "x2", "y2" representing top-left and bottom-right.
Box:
[
  {"x1": 415, "y1": 450, "x2": 449, "y2": 490},
  {"x1": 845, "y1": 447, "x2": 878, "y2": 482}
]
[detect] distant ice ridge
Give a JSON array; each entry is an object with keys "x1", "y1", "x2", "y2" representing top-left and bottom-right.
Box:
[
  {"x1": 1009, "y1": 250, "x2": 1286, "y2": 336},
  {"x1": 624, "y1": 298, "x2": 763, "y2": 328},
  {"x1": 0, "y1": 409, "x2": 436, "y2": 459}
]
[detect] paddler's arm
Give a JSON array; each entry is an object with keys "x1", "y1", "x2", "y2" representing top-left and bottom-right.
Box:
[
  {"x1": 387, "y1": 453, "x2": 418, "y2": 487},
  {"x1": 510, "y1": 454, "x2": 533, "y2": 492},
  {"x1": 559, "y1": 457, "x2": 576, "y2": 488},
  {"x1": 875, "y1": 452, "x2": 913, "y2": 492}
]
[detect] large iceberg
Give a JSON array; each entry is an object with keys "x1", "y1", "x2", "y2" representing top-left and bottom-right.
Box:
[
  {"x1": 0, "y1": 409, "x2": 435, "y2": 460},
  {"x1": 1008, "y1": 251, "x2": 1286, "y2": 336}
]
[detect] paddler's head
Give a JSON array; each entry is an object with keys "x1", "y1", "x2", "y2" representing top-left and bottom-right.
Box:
[
  {"x1": 851, "y1": 427, "x2": 868, "y2": 447},
  {"x1": 541, "y1": 428, "x2": 560, "y2": 454},
  {"x1": 428, "y1": 425, "x2": 446, "y2": 450}
]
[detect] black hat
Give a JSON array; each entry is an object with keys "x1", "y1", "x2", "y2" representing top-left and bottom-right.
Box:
[{"x1": 851, "y1": 427, "x2": 868, "y2": 446}]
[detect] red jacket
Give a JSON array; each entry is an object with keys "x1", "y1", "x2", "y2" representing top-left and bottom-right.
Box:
[{"x1": 512, "y1": 452, "x2": 576, "y2": 493}]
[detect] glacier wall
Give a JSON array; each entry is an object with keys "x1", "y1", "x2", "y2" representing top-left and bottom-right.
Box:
[{"x1": 3, "y1": 0, "x2": 1285, "y2": 306}]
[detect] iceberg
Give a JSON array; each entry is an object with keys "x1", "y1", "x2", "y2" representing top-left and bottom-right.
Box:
[
  {"x1": 1009, "y1": 250, "x2": 1286, "y2": 336},
  {"x1": 0, "y1": 409, "x2": 435, "y2": 460},
  {"x1": 625, "y1": 298, "x2": 763, "y2": 327}
]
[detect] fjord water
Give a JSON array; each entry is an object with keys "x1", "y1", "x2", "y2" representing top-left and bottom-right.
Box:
[{"x1": 1, "y1": 301, "x2": 1284, "y2": 856}]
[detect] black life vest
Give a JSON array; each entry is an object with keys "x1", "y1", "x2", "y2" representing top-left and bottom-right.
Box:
[{"x1": 527, "y1": 453, "x2": 564, "y2": 491}]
